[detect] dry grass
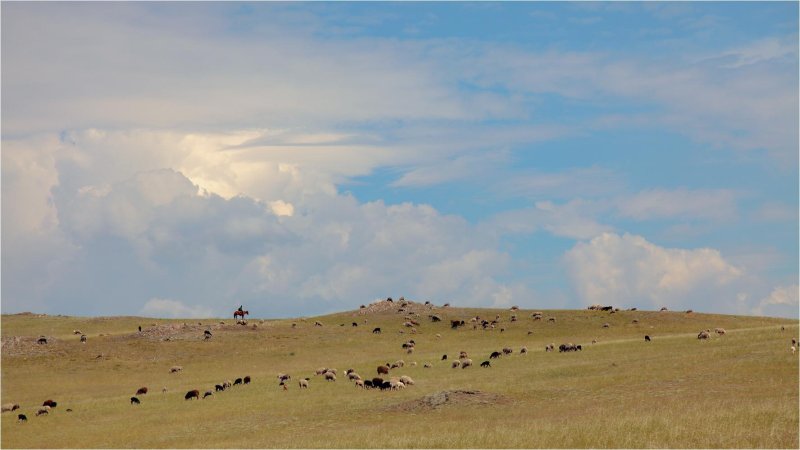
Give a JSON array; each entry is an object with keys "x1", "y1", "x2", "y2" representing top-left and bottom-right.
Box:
[{"x1": 1, "y1": 306, "x2": 797, "y2": 448}]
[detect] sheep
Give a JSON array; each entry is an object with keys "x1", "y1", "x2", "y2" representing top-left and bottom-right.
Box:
[
  {"x1": 715, "y1": 328, "x2": 726, "y2": 336},
  {"x1": 451, "y1": 360, "x2": 461, "y2": 368},
  {"x1": 36, "y1": 407, "x2": 49, "y2": 416},
  {"x1": 409, "y1": 361, "x2": 417, "y2": 367},
  {"x1": 545, "y1": 344, "x2": 554, "y2": 352},
  {"x1": 18, "y1": 414, "x2": 27, "y2": 423},
  {"x1": 42, "y1": 400, "x2": 57, "y2": 408},
  {"x1": 394, "y1": 360, "x2": 405, "y2": 368},
  {"x1": 233, "y1": 378, "x2": 243, "y2": 386},
  {"x1": 502, "y1": 347, "x2": 513, "y2": 355},
  {"x1": 377, "y1": 365, "x2": 390, "y2": 375},
  {"x1": 792, "y1": 346, "x2": 796, "y2": 355},
  {"x1": 632, "y1": 319, "x2": 639, "y2": 324},
  {"x1": 80, "y1": 335, "x2": 87, "y2": 343},
  {"x1": 660, "y1": 307, "x2": 668, "y2": 311},
  {"x1": 215, "y1": 384, "x2": 225, "y2": 392},
  {"x1": 372, "y1": 327, "x2": 382, "y2": 334},
  {"x1": 2, "y1": 403, "x2": 20, "y2": 413},
  {"x1": 347, "y1": 372, "x2": 362, "y2": 381},
  {"x1": 37, "y1": 337, "x2": 47, "y2": 345},
  {"x1": 645, "y1": 335, "x2": 651, "y2": 342},
  {"x1": 602, "y1": 323, "x2": 610, "y2": 328},
  {"x1": 354, "y1": 379, "x2": 365, "y2": 388},
  {"x1": 423, "y1": 363, "x2": 432, "y2": 368},
  {"x1": 548, "y1": 317, "x2": 556, "y2": 323},
  {"x1": 169, "y1": 365, "x2": 183, "y2": 373},
  {"x1": 459, "y1": 351, "x2": 469, "y2": 359},
  {"x1": 325, "y1": 368, "x2": 338, "y2": 376},
  {"x1": 325, "y1": 372, "x2": 337, "y2": 382},
  {"x1": 389, "y1": 380, "x2": 405, "y2": 390},
  {"x1": 162, "y1": 387, "x2": 168, "y2": 393},
  {"x1": 223, "y1": 380, "x2": 232, "y2": 389},
  {"x1": 185, "y1": 390, "x2": 200, "y2": 400},
  {"x1": 352, "y1": 322, "x2": 358, "y2": 327},
  {"x1": 397, "y1": 375, "x2": 414, "y2": 386},
  {"x1": 480, "y1": 360, "x2": 491, "y2": 368},
  {"x1": 520, "y1": 346, "x2": 528, "y2": 354},
  {"x1": 441, "y1": 354, "x2": 448, "y2": 360},
  {"x1": 130, "y1": 397, "x2": 140, "y2": 405},
  {"x1": 698, "y1": 331, "x2": 711, "y2": 340},
  {"x1": 136, "y1": 387, "x2": 148, "y2": 395},
  {"x1": 314, "y1": 321, "x2": 323, "y2": 327},
  {"x1": 203, "y1": 391, "x2": 213, "y2": 399},
  {"x1": 461, "y1": 358, "x2": 473, "y2": 369},
  {"x1": 490, "y1": 351, "x2": 502, "y2": 359},
  {"x1": 299, "y1": 378, "x2": 310, "y2": 389}
]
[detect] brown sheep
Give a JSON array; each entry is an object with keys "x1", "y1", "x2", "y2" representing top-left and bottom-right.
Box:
[
  {"x1": 715, "y1": 328, "x2": 726, "y2": 335},
  {"x1": 185, "y1": 390, "x2": 200, "y2": 400},
  {"x1": 698, "y1": 330, "x2": 711, "y2": 340},
  {"x1": 377, "y1": 365, "x2": 390, "y2": 375},
  {"x1": 136, "y1": 387, "x2": 148, "y2": 395}
]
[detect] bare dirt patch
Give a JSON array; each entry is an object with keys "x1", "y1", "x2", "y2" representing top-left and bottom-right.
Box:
[{"x1": 385, "y1": 390, "x2": 510, "y2": 412}]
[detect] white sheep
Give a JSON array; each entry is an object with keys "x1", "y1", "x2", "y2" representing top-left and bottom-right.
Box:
[
  {"x1": 520, "y1": 346, "x2": 528, "y2": 354},
  {"x1": 347, "y1": 372, "x2": 362, "y2": 381},
  {"x1": 399, "y1": 375, "x2": 415, "y2": 386},
  {"x1": 423, "y1": 363, "x2": 432, "y2": 368},
  {"x1": 169, "y1": 365, "x2": 183, "y2": 373},
  {"x1": 792, "y1": 346, "x2": 796, "y2": 355},
  {"x1": 461, "y1": 358, "x2": 473, "y2": 369},
  {"x1": 1, "y1": 403, "x2": 20, "y2": 413},
  {"x1": 354, "y1": 379, "x2": 365, "y2": 388},
  {"x1": 298, "y1": 378, "x2": 309, "y2": 389},
  {"x1": 451, "y1": 360, "x2": 461, "y2": 368},
  {"x1": 324, "y1": 372, "x2": 337, "y2": 382}
]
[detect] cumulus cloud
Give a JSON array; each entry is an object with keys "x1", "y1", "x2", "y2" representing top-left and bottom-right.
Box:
[
  {"x1": 486, "y1": 199, "x2": 613, "y2": 240},
  {"x1": 751, "y1": 285, "x2": 799, "y2": 317},
  {"x1": 140, "y1": 298, "x2": 214, "y2": 319},
  {"x1": 564, "y1": 233, "x2": 743, "y2": 310}
]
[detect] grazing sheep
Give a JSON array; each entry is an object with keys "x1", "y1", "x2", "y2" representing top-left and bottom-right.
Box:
[
  {"x1": 299, "y1": 378, "x2": 310, "y2": 389},
  {"x1": 520, "y1": 346, "x2": 528, "y2": 354},
  {"x1": 162, "y1": 387, "x2": 168, "y2": 393},
  {"x1": 37, "y1": 337, "x2": 47, "y2": 345},
  {"x1": 215, "y1": 384, "x2": 225, "y2": 392},
  {"x1": 502, "y1": 347, "x2": 513, "y2": 355},
  {"x1": 715, "y1": 328, "x2": 726, "y2": 336},
  {"x1": 423, "y1": 363, "x2": 432, "y2": 368},
  {"x1": 377, "y1": 365, "x2": 390, "y2": 375},
  {"x1": 42, "y1": 400, "x2": 57, "y2": 408},
  {"x1": 389, "y1": 380, "x2": 406, "y2": 390},
  {"x1": 223, "y1": 380, "x2": 232, "y2": 389},
  {"x1": 660, "y1": 307, "x2": 668, "y2": 311},
  {"x1": 347, "y1": 372, "x2": 362, "y2": 381},
  {"x1": 602, "y1": 323, "x2": 610, "y2": 328},
  {"x1": 203, "y1": 391, "x2": 213, "y2": 399},
  {"x1": 697, "y1": 331, "x2": 711, "y2": 340},
  {"x1": 315, "y1": 368, "x2": 328, "y2": 376},
  {"x1": 314, "y1": 321, "x2": 323, "y2": 327},
  {"x1": 354, "y1": 379, "x2": 365, "y2": 388},
  {"x1": 352, "y1": 322, "x2": 358, "y2": 327},
  {"x1": 233, "y1": 378, "x2": 243, "y2": 386},
  {"x1": 480, "y1": 360, "x2": 491, "y2": 368},
  {"x1": 399, "y1": 375, "x2": 415, "y2": 386},
  {"x1": 459, "y1": 351, "x2": 468, "y2": 359},
  {"x1": 80, "y1": 335, "x2": 87, "y2": 343},
  {"x1": 632, "y1": 319, "x2": 639, "y2": 324},
  {"x1": 18, "y1": 414, "x2": 27, "y2": 423},
  {"x1": 394, "y1": 360, "x2": 405, "y2": 368},
  {"x1": 451, "y1": 360, "x2": 461, "y2": 368},
  {"x1": 372, "y1": 377, "x2": 384, "y2": 388},
  {"x1": 685, "y1": 309, "x2": 693, "y2": 314},
  {"x1": 441, "y1": 354, "x2": 448, "y2": 360},
  {"x1": 36, "y1": 407, "x2": 49, "y2": 416},
  {"x1": 372, "y1": 327, "x2": 382, "y2": 334},
  {"x1": 490, "y1": 351, "x2": 502, "y2": 359},
  {"x1": 185, "y1": 390, "x2": 200, "y2": 400},
  {"x1": 644, "y1": 335, "x2": 651, "y2": 342},
  {"x1": 130, "y1": 397, "x2": 140, "y2": 405},
  {"x1": 545, "y1": 344, "x2": 554, "y2": 352},
  {"x1": 548, "y1": 317, "x2": 556, "y2": 323},
  {"x1": 136, "y1": 387, "x2": 148, "y2": 395},
  {"x1": 2, "y1": 403, "x2": 20, "y2": 413},
  {"x1": 325, "y1": 372, "x2": 337, "y2": 382},
  {"x1": 461, "y1": 358, "x2": 473, "y2": 369},
  {"x1": 170, "y1": 366, "x2": 183, "y2": 373}
]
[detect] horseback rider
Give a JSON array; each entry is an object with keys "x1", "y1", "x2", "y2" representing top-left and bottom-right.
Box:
[{"x1": 238, "y1": 304, "x2": 243, "y2": 313}]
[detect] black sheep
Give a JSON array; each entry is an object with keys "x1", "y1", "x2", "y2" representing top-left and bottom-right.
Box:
[
  {"x1": 130, "y1": 397, "x2": 140, "y2": 405},
  {"x1": 185, "y1": 390, "x2": 200, "y2": 400},
  {"x1": 480, "y1": 360, "x2": 491, "y2": 368},
  {"x1": 490, "y1": 351, "x2": 502, "y2": 359}
]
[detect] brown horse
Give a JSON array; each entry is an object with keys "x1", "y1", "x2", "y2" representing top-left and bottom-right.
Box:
[{"x1": 234, "y1": 310, "x2": 249, "y2": 319}]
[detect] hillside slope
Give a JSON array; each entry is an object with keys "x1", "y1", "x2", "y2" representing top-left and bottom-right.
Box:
[{"x1": 2, "y1": 303, "x2": 798, "y2": 448}]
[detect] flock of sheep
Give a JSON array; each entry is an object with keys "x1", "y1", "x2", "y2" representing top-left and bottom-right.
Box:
[{"x1": 3, "y1": 299, "x2": 797, "y2": 425}]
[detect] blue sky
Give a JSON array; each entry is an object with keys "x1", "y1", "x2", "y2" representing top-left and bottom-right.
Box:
[{"x1": 2, "y1": 2, "x2": 797, "y2": 319}]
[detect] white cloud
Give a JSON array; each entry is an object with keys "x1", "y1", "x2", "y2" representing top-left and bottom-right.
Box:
[
  {"x1": 140, "y1": 298, "x2": 214, "y2": 319},
  {"x1": 486, "y1": 199, "x2": 613, "y2": 240},
  {"x1": 616, "y1": 188, "x2": 737, "y2": 221},
  {"x1": 564, "y1": 233, "x2": 743, "y2": 310},
  {"x1": 751, "y1": 285, "x2": 799, "y2": 317}
]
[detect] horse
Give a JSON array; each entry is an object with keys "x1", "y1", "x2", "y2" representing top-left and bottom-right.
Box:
[{"x1": 233, "y1": 310, "x2": 249, "y2": 319}]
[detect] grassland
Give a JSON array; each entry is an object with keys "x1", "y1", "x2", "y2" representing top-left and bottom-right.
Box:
[{"x1": 1, "y1": 305, "x2": 798, "y2": 448}]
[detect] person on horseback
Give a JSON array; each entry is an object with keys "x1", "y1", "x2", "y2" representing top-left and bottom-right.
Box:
[{"x1": 238, "y1": 304, "x2": 243, "y2": 313}]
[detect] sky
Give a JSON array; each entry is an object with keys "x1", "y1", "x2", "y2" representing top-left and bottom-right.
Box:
[{"x1": 2, "y1": 2, "x2": 798, "y2": 319}]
